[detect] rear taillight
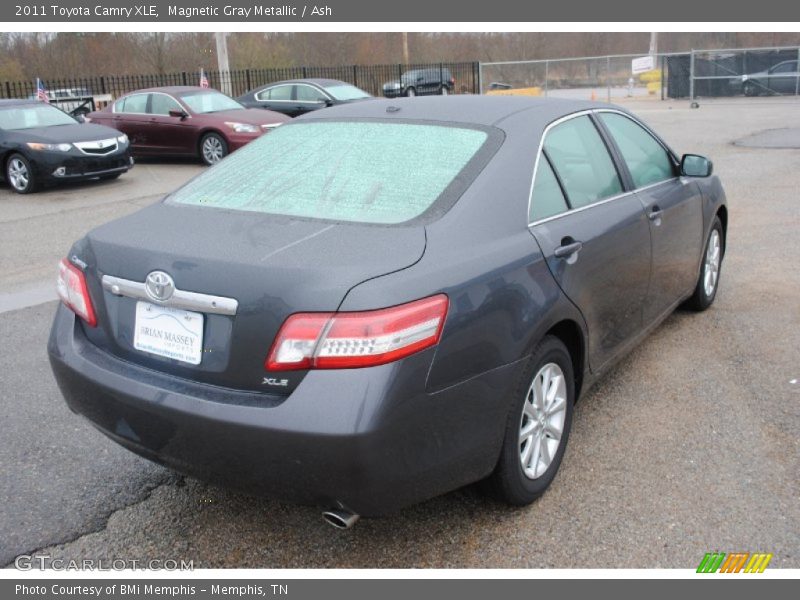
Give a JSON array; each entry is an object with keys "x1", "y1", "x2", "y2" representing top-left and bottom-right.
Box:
[
  {"x1": 56, "y1": 258, "x2": 97, "y2": 327},
  {"x1": 266, "y1": 295, "x2": 449, "y2": 371}
]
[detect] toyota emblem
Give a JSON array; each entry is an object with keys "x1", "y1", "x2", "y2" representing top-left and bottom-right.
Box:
[{"x1": 145, "y1": 271, "x2": 175, "y2": 302}]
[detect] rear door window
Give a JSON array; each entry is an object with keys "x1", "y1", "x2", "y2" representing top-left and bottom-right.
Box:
[
  {"x1": 118, "y1": 93, "x2": 148, "y2": 114},
  {"x1": 544, "y1": 115, "x2": 623, "y2": 208},
  {"x1": 259, "y1": 85, "x2": 292, "y2": 101},
  {"x1": 529, "y1": 155, "x2": 569, "y2": 222},
  {"x1": 599, "y1": 112, "x2": 675, "y2": 188},
  {"x1": 169, "y1": 121, "x2": 490, "y2": 225}
]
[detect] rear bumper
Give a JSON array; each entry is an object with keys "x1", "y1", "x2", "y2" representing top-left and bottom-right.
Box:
[{"x1": 48, "y1": 305, "x2": 521, "y2": 515}]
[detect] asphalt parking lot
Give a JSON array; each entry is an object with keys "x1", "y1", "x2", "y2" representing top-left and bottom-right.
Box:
[{"x1": 1, "y1": 97, "x2": 798, "y2": 569}]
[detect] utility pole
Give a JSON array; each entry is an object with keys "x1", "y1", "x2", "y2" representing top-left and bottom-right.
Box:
[
  {"x1": 649, "y1": 32, "x2": 658, "y2": 56},
  {"x1": 215, "y1": 32, "x2": 231, "y2": 96},
  {"x1": 401, "y1": 32, "x2": 409, "y2": 65}
]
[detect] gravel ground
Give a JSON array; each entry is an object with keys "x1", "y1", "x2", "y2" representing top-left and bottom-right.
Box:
[{"x1": 1, "y1": 97, "x2": 798, "y2": 568}]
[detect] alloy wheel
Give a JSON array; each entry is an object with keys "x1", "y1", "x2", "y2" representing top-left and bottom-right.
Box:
[
  {"x1": 202, "y1": 136, "x2": 224, "y2": 164},
  {"x1": 7, "y1": 157, "x2": 30, "y2": 191},
  {"x1": 519, "y1": 362, "x2": 567, "y2": 479},
  {"x1": 703, "y1": 230, "x2": 721, "y2": 297}
]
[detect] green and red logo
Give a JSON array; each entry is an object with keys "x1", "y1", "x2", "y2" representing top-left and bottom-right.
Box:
[{"x1": 697, "y1": 552, "x2": 773, "y2": 573}]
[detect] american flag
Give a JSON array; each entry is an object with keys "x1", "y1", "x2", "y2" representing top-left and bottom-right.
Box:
[
  {"x1": 36, "y1": 78, "x2": 49, "y2": 103},
  {"x1": 199, "y1": 69, "x2": 209, "y2": 89}
]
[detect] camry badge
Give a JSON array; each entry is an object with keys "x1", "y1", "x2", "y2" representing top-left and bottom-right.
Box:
[{"x1": 144, "y1": 271, "x2": 175, "y2": 302}]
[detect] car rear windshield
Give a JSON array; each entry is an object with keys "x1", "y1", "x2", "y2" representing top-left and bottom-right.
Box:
[
  {"x1": 0, "y1": 104, "x2": 76, "y2": 130},
  {"x1": 168, "y1": 121, "x2": 489, "y2": 225}
]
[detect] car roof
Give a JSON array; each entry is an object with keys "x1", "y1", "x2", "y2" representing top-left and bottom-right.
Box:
[
  {"x1": 256, "y1": 78, "x2": 351, "y2": 88},
  {"x1": 121, "y1": 86, "x2": 223, "y2": 95},
  {"x1": 297, "y1": 95, "x2": 618, "y2": 128}
]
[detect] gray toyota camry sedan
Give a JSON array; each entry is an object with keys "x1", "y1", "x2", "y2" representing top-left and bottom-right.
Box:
[{"x1": 48, "y1": 96, "x2": 727, "y2": 528}]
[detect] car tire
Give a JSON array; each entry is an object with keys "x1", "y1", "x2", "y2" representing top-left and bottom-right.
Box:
[
  {"x1": 486, "y1": 335, "x2": 575, "y2": 505},
  {"x1": 440, "y1": 85, "x2": 449, "y2": 96},
  {"x1": 743, "y1": 81, "x2": 758, "y2": 97},
  {"x1": 5, "y1": 153, "x2": 39, "y2": 194},
  {"x1": 685, "y1": 216, "x2": 724, "y2": 311},
  {"x1": 199, "y1": 132, "x2": 228, "y2": 166},
  {"x1": 405, "y1": 87, "x2": 416, "y2": 98}
]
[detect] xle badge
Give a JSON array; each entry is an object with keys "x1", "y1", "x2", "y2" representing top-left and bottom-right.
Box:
[{"x1": 263, "y1": 377, "x2": 289, "y2": 387}]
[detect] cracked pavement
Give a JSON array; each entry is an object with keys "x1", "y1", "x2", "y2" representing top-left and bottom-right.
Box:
[{"x1": 1, "y1": 99, "x2": 798, "y2": 568}]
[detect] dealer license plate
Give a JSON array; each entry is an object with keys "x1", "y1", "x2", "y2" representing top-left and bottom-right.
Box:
[{"x1": 133, "y1": 301, "x2": 204, "y2": 365}]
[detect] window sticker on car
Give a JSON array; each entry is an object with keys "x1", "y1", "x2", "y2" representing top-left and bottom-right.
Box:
[{"x1": 169, "y1": 121, "x2": 488, "y2": 224}]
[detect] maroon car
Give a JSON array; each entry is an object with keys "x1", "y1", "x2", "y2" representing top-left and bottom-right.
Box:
[{"x1": 86, "y1": 86, "x2": 289, "y2": 165}]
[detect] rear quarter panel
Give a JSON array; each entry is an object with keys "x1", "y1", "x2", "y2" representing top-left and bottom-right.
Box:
[{"x1": 338, "y1": 121, "x2": 588, "y2": 394}]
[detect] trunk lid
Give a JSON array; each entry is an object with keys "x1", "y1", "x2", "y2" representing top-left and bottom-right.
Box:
[{"x1": 76, "y1": 202, "x2": 426, "y2": 394}]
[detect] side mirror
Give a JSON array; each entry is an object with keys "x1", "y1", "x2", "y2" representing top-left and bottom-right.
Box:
[
  {"x1": 168, "y1": 109, "x2": 188, "y2": 119},
  {"x1": 681, "y1": 154, "x2": 713, "y2": 177}
]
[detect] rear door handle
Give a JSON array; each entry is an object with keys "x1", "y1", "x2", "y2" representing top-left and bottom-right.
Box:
[
  {"x1": 648, "y1": 207, "x2": 664, "y2": 222},
  {"x1": 554, "y1": 240, "x2": 583, "y2": 259}
]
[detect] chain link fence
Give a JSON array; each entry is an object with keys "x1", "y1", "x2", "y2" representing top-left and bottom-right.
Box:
[
  {"x1": 480, "y1": 46, "x2": 800, "y2": 102},
  {"x1": 681, "y1": 47, "x2": 800, "y2": 99},
  {"x1": 480, "y1": 54, "x2": 672, "y2": 101}
]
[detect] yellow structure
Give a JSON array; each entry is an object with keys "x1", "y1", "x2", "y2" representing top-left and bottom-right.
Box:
[
  {"x1": 486, "y1": 86, "x2": 543, "y2": 97},
  {"x1": 639, "y1": 69, "x2": 662, "y2": 95}
]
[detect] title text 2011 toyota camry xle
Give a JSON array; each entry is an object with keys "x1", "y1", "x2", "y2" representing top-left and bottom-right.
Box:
[{"x1": 48, "y1": 97, "x2": 727, "y2": 528}]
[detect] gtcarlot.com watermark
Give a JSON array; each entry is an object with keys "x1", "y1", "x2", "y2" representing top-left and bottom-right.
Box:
[{"x1": 14, "y1": 554, "x2": 194, "y2": 571}]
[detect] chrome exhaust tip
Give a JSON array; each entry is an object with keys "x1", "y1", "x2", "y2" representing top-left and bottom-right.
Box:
[{"x1": 322, "y1": 509, "x2": 360, "y2": 529}]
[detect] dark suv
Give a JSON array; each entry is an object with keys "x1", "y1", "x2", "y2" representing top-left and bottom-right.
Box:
[{"x1": 383, "y1": 68, "x2": 455, "y2": 98}]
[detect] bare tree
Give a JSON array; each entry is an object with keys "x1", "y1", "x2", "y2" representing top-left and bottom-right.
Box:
[
  {"x1": 136, "y1": 33, "x2": 168, "y2": 75},
  {"x1": 2, "y1": 32, "x2": 799, "y2": 85}
]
